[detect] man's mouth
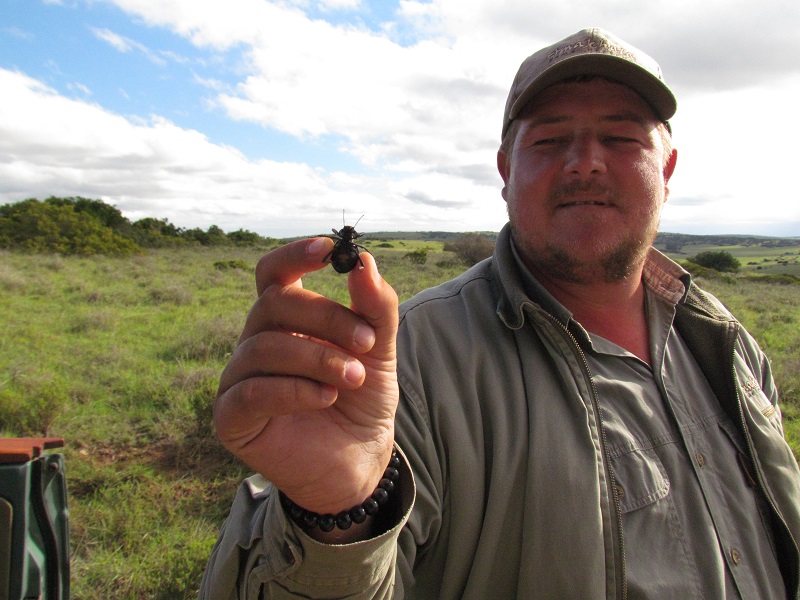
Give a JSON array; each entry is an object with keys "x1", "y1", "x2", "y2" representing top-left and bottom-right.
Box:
[
  {"x1": 552, "y1": 184, "x2": 613, "y2": 208},
  {"x1": 558, "y1": 200, "x2": 610, "y2": 208}
]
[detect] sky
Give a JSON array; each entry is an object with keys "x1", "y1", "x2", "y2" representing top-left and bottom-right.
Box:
[{"x1": 1, "y1": 0, "x2": 799, "y2": 238}]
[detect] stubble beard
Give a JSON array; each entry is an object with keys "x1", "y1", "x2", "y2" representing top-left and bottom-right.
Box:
[
  {"x1": 509, "y1": 196, "x2": 661, "y2": 285},
  {"x1": 536, "y1": 233, "x2": 653, "y2": 284}
]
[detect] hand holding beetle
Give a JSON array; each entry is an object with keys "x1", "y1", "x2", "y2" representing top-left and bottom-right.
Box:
[{"x1": 213, "y1": 236, "x2": 399, "y2": 529}]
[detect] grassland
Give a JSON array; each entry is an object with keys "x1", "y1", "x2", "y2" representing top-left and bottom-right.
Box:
[{"x1": 1, "y1": 238, "x2": 798, "y2": 598}]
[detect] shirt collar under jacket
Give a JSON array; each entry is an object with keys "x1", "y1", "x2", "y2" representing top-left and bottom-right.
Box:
[{"x1": 493, "y1": 223, "x2": 692, "y2": 331}]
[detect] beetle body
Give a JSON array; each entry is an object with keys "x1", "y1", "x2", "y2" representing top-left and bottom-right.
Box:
[{"x1": 323, "y1": 214, "x2": 371, "y2": 273}]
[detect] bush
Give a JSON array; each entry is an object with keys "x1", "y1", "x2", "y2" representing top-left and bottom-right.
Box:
[
  {"x1": 213, "y1": 259, "x2": 249, "y2": 271},
  {"x1": 403, "y1": 250, "x2": 428, "y2": 265},
  {"x1": 443, "y1": 233, "x2": 495, "y2": 266},
  {"x1": 687, "y1": 250, "x2": 740, "y2": 273},
  {"x1": 1, "y1": 197, "x2": 277, "y2": 253},
  {"x1": 680, "y1": 260, "x2": 737, "y2": 283},
  {"x1": 0, "y1": 199, "x2": 140, "y2": 256}
]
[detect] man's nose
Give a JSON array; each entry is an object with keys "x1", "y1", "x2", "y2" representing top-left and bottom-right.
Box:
[{"x1": 563, "y1": 134, "x2": 607, "y2": 177}]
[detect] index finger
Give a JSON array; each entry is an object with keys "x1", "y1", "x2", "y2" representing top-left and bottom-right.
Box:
[{"x1": 255, "y1": 237, "x2": 334, "y2": 295}]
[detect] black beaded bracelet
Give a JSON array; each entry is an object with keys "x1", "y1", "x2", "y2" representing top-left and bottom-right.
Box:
[{"x1": 280, "y1": 448, "x2": 400, "y2": 533}]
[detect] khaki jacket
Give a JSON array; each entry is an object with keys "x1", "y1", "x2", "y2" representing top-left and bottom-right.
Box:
[{"x1": 200, "y1": 224, "x2": 800, "y2": 599}]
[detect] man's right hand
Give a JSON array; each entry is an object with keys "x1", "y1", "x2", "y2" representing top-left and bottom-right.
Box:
[{"x1": 213, "y1": 237, "x2": 400, "y2": 523}]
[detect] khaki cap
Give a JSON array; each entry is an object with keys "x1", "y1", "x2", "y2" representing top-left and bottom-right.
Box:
[{"x1": 502, "y1": 28, "x2": 677, "y2": 140}]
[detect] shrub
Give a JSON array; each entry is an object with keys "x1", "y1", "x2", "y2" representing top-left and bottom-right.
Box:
[
  {"x1": 687, "y1": 250, "x2": 740, "y2": 273},
  {"x1": 403, "y1": 250, "x2": 428, "y2": 265},
  {"x1": 0, "y1": 199, "x2": 140, "y2": 256},
  {"x1": 443, "y1": 233, "x2": 495, "y2": 266},
  {"x1": 213, "y1": 259, "x2": 249, "y2": 271}
]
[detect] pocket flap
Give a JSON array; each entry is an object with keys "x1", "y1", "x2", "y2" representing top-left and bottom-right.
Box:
[{"x1": 611, "y1": 449, "x2": 670, "y2": 513}]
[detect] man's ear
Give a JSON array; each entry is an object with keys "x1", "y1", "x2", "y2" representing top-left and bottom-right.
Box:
[
  {"x1": 663, "y1": 149, "x2": 678, "y2": 201},
  {"x1": 497, "y1": 149, "x2": 510, "y2": 201}
]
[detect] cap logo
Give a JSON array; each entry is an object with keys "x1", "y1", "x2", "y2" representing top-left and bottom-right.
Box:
[{"x1": 546, "y1": 36, "x2": 639, "y2": 67}]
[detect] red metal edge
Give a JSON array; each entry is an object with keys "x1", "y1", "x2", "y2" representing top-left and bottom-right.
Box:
[{"x1": 0, "y1": 437, "x2": 65, "y2": 465}]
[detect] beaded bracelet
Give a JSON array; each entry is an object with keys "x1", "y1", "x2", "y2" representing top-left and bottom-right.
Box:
[{"x1": 280, "y1": 448, "x2": 401, "y2": 532}]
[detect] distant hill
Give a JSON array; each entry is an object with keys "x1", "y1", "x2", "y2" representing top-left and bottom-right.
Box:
[
  {"x1": 318, "y1": 230, "x2": 799, "y2": 250},
  {"x1": 365, "y1": 231, "x2": 499, "y2": 243},
  {"x1": 654, "y1": 232, "x2": 800, "y2": 253}
]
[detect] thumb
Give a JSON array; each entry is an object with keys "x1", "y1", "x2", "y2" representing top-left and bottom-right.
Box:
[{"x1": 347, "y1": 252, "x2": 398, "y2": 362}]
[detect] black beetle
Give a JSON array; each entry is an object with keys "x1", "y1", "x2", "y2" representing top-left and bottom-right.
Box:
[{"x1": 323, "y1": 213, "x2": 371, "y2": 273}]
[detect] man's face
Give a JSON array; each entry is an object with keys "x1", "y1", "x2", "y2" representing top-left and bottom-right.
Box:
[{"x1": 497, "y1": 79, "x2": 677, "y2": 285}]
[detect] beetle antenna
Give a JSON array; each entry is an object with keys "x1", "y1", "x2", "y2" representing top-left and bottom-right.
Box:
[
  {"x1": 342, "y1": 209, "x2": 346, "y2": 228},
  {"x1": 353, "y1": 214, "x2": 365, "y2": 228}
]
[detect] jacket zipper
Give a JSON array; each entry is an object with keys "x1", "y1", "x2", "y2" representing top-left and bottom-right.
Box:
[{"x1": 543, "y1": 312, "x2": 628, "y2": 600}]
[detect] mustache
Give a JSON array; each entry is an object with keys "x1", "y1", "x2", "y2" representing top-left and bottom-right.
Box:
[{"x1": 550, "y1": 181, "x2": 612, "y2": 202}]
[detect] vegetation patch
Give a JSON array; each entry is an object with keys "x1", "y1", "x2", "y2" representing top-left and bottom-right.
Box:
[{"x1": 0, "y1": 196, "x2": 276, "y2": 256}]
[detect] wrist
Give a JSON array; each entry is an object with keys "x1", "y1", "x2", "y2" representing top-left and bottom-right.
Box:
[{"x1": 280, "y1": 446, "x2": 400, "y2": 536}]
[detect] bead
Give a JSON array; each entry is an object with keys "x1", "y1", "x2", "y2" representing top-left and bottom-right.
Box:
[
  {"x1": 378, "y1": 478, "x2": 395, "y2": 493},
  {"x1": 373, "y1": 487, "x2": 389, "y2": 506},
  {"x1": 318, "y1": 514, "x2": 335, "y2": 532},
  {"x1": 384, "y1": 467, "x2": 400, "y2": 481},
  {"x1": 300, "y1": 512, "x2": 319, "y2": 530},
  {"x1": 363, "y1": 497, "x2": 380, "y2": 516},
  {"x1": 335, "y1": 511, "x2": 353, "y2": 530},
  {"x1": 349, "y1": 505, "x2": 367, "y2": 524},
  {"x1": 288, "y1": 504, "x2": 304, "y2": 521}
]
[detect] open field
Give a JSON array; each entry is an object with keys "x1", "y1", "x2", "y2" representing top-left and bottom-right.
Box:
[
  {"x1": 671, "y1": 245, "x2": 800, "y2": 276},
  {"x1": 1, "y1": 239, "x2": 798, "y2": 598}
]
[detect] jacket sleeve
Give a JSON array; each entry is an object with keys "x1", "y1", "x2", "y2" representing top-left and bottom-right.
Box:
[{"x1": 199, "y1": 453, "x2": 415, "y2": 599}]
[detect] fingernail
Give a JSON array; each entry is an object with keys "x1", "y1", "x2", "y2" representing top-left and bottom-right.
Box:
[
  {"x1": 353, "y1": 322, "x2": 376, "y2": 351},
  {"x1": 307, "y1": 238, "x2": 328, "y2": 256},
  {"x1": 319, "y1": 384, "x2": 338, "y2": 405},
  {"x1": 344, "y1": 359, "x2": 365, "y2": 384}
]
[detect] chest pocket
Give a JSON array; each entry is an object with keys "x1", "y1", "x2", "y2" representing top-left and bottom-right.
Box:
[
  {"x1": 609, "y1": 448, "x2": 703, "y2": 597},
  {"x1": 610, "y1": 447, "x2": 670, "y2": 513}
]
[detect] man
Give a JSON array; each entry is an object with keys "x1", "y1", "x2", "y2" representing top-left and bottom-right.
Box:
[{"x1": 201, "y1": 28, "x2": 800, "y2": 599}]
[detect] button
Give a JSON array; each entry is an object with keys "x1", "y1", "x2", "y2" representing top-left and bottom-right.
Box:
[
  {"x1": 695, "y1": 452, "x2": 706, "y2": 467},
  {"x1": 614, "y1": 484, "x2": 625, "y2": 499},
  {"x1": 730, "y1": 548, "x2": 742, "y2": 565}
]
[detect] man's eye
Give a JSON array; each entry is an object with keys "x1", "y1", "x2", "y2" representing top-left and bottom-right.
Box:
[{"x1": 605, "y1": 135, "x2": 642, "y2": 144}]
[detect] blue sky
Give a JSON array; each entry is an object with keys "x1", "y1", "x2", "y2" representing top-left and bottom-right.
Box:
[{"x1": 1, "y1": 0, "x2": 799, "y2": 237}]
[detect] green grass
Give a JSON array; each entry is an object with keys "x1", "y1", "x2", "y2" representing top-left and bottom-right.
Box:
[
  {"x1": 696, "y1": 275, "x2": 800, "y2": 457},
  {"x1": 1, "y1": 243, "x2": 798, "y2": 597}
]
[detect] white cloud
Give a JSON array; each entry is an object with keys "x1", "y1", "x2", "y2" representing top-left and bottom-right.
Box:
[
  {"x1": 317, "y1": 0, "x2": 364, "y2": 10},
  {"x1": 92, "y1": 27, "x2": 169, "y2": 66},
  {"x1": 662, "y1": 74, "x2": 800, "y2": 235},
  {"x1": 0, "y1": 67, "x2": 505, "y2": 236},
  {"x1": 1, "y1": 0, "x2": 798, "y2": 237},
  {"x1": 92, "y1": 27, "x2": 136, "y2": 53}
]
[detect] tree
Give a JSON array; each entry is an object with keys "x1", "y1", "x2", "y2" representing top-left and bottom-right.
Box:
[
  {"x1": 44, "y1": 196, "x2": 130, "y2": 232},
  {"x1": 443, "y1": 233, "x2": 495, "y2": 266},
  {"x1": 227, "y1": 228, "x2": 270, "y2": 246},
  {"x1": 131, "y1": 217, "x2": 184, "y2": 247},
  {"x1": 403, "y1": 249, "x2": 428, "y2": 265},
  {"x1": 0, "y1": 199, "x2": 139, "y2": 255},
  {"x1": 687, "y1": 250, "x2": 741, "y2": 273}
]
